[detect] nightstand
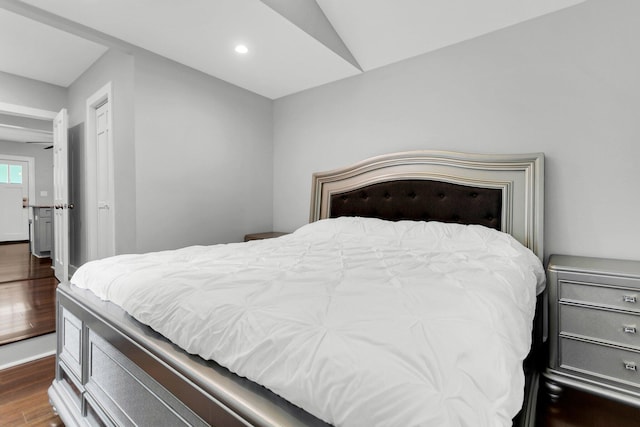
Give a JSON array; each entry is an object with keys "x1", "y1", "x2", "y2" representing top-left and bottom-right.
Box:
[
  {"x1": 545, "y1": 254, "x2": 640, "y2": 407},
  {"x1": 244, "y1": 232, "x2": 288, "y2": 242}
]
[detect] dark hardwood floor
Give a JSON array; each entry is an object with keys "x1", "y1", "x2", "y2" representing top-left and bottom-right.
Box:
[
  {"x1": 536, "y1": 384, "x2": 640, "y2": 427},
  {"x1": 0, "y1": 243, "x2": 62, "y2": 425},
  {"x1": 0, "y1": 356, "x2": 62, "y2": 427},
  {"x1": 0, "y1": 243, "x2": 58, "y2": 345},
  {"x1": 0, "y1": 243, "x2": 55, "y2": 283}
]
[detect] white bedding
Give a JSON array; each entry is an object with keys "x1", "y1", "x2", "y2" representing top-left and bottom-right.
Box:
[{"x1": 71, "y1": 217, "x2": 545, "y2": 427}]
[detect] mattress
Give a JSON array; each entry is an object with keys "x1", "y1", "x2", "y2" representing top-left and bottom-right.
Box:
[{"x1": 71, "y1": 217, "x2": 545, "y2": 427}]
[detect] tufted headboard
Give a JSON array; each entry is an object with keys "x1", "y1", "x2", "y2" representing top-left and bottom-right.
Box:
[
  {"x1": 310, "y1": 151, "x2": 544, "y2": 260},
  {"x1": 328, "y1": 179, "x2": 502, "y2": 230}
]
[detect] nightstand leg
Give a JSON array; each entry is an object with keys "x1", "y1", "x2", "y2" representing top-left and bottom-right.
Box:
[{"x1": 545, "y1": 380, "x2": 563, "y2": 403}]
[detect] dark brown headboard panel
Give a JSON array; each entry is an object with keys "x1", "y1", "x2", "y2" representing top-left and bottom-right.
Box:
[{"x1": 329, "y1": 179, "x2": 502, "y2": 230}]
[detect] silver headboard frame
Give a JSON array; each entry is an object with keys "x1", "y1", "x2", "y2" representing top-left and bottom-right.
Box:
[{"x1": 310, "y1": 151, "x2": 544, "y2": 260}]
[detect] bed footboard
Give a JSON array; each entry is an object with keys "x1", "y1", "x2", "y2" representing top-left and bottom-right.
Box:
[
  {"x1": 49, "y1": 282, "x2": 330, "y2": 427},
  {"x1": 49, "y1": 282, "x2": 541, "y2": 427}
]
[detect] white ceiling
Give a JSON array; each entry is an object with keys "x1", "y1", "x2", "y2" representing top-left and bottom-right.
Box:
[
  {"x1": 0, "y1": 7, "x2": 107, "y2": 87},
  {"x1": 317, "y1": 0, "x2": 586, "y2": 71},
  {"x1": 1, "y1": 0, "x2": 585, "y2": 101}
]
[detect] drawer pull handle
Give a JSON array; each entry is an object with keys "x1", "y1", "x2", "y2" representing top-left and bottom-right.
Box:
[
  {"x1": 624, "y1": 362, "x2": 637, "y2": 372},
  {"x1": 624, "y1": 326, "x2": 637, "y2": 334},
  {"x1": 623, "y1": 295, "x2": 637, "y2": 303}
]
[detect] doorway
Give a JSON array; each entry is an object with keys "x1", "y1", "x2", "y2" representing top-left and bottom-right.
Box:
[
  {"x1": 0, "y1": 103, "x2": 62, "y2": 352},
  {"x1": 86, "y1": 83, "x2": 115, "y2": 261},
  {"x1": 0, "y1": 156, "x2": 31, "y2": 242}
]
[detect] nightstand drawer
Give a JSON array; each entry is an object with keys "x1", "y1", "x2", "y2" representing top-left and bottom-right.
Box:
[
  {"x1": 559, "y1": 280, "x2": 640, "y2": 313},
  {"x1": 560, "y1": 304, "x2": 640, "y2": 349},
  {"x1": 547, "y1": 255, "x2": 640, "y2": 406},
  {"x1": 561, "y1": 338, "x2": 640, "y2": 387}
]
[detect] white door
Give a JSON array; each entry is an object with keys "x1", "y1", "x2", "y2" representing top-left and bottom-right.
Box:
[
  {"x1": 95, "y1": 101, "x2": 114, "y2": 259},
  {"x1": 53, "y1": 108, "x2": 69, "y2": 282},
  {"x1": 0, "y1": 159, "x2": 29, "y2": 242}
]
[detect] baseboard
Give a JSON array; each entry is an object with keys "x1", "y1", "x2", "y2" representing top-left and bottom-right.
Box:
[
  {"x1": 0, "y1": 333, "x2": 56, "y2": 370},
  {"x1": 0, "y1": 240, "x2": 29, "y2": 245}
]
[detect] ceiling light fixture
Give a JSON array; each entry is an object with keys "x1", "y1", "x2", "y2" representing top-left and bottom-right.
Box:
[{"x1": 234, "y1": 44, "x2": 249, "y2": 54}]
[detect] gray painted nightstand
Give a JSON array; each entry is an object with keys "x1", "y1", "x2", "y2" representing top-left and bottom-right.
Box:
[{"x1": 545, "y1": 254, "x2": 640, "y2": 407}]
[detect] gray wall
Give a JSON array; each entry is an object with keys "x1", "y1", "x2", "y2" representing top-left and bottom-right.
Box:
[
  {"x1": 272, "y1": 0, "x2": 640, "y2": 261},
  {"x1": 6, "y1": 0, "x2": 636, "y2": 264},
  {"x1": 133, "y1": 52, "x2": 273, "y2": 252},
  {"x1": 1, "y1": 46, "x2": 272, "y2": 260},
  {"x1": 0, "y1": 140, "x2": 53, "y2": 206},
  {"x1": 67, "y1": 49, "x2": 136, "y2": 261},
  {"x1": 27, "y1": 46, "x2": 273, "y2": 260}
]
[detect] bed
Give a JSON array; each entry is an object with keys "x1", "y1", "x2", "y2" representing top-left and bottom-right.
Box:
[{"x1": 49, "y1": 150, "x2": 545, "y2": 427}]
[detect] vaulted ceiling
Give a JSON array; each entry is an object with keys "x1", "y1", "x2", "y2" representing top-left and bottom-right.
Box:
[
  {"x1": 1, "y1": 0, "x2": 587, "y2": 143},
  {"x1": 1, "y1": 0, "x2": 585, "y2": 100}
]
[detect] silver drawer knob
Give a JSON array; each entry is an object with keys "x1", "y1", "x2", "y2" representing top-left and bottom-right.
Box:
[
  {"x1": 623, "y1": 326, "x2": 637, "y2": 334},
  {"x1": 623, "y1": 295, "x2": 637, "y2": 303},
  {"x1": 624, "y1": 361, "x2": 637, "y2": 372}
]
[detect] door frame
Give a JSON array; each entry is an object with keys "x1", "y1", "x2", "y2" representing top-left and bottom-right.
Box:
[
  {"x1": 0, "y1": 102, "x2": 57, "y2": 121},
  {"x1": 0, "y1": 102, "x2": 56, "y2": 245},
  {"x1": 85, "y1": 82, "x2": 115, "y2": 261}
]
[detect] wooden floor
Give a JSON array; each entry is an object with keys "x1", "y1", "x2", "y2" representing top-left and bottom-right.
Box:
[
  {"x1": 0, "y1": 243, "x2": 62, "y2": 425},
  {"x1": 0, "y1": 243, "x2": 58, "y2": 345},
  {"x1": 536, "y1": 384, "x2": 640, "y2": 427},
  {"x1": 0, "y1": 356, "x2": 62, "y2": 427}
]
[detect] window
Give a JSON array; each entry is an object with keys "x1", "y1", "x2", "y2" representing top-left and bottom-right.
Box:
[{"x1": 0, "y1": 163, "x2": 23, "y2": 184}]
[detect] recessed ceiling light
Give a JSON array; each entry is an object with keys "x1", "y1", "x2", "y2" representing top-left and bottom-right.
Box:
[{"x1": 235, "y1": 44, "x2": 249, "y2": 54}]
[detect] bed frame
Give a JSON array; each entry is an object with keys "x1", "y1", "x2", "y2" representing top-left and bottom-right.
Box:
[{"x1": 49, "y1": 150, "x2": 544, "y2": 427}]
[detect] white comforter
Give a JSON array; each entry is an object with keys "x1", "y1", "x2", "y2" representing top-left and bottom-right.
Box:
[{"x1": 72, "y1": 217, "x2": 545, "y2": 427}]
